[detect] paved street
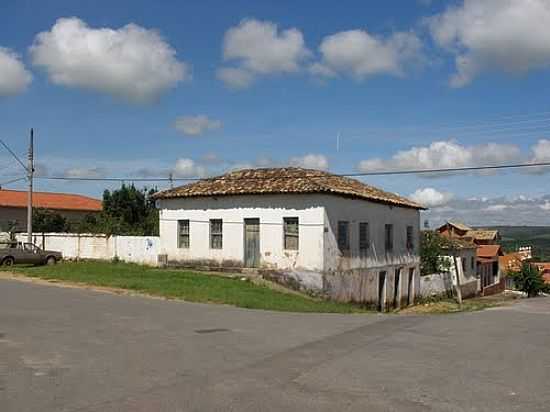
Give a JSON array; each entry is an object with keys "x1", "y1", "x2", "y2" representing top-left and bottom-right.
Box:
[{"x1": 1, "y1": 278, "x2": 549, "y2": 411}]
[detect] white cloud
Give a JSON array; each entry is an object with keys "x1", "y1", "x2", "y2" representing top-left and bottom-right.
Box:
[
  {"x1": 216, "y1": 67, "x2": 255, "y2": 89},
  {"x1": 174, "y1": 115, "x2": 222, "y2": 136},
  {"x1": 173, "y1": 158, "x2": 208, "y2": 178},
  {"x1": 218, "y1": 19, "x2": 310, "y2": 88},
  {"x1": 289, "y1": 153, "x2": 329, "y2": 170},
  {"x1": 30, "y1": 17, "x2": 188, "y2": 103},
  {"x1": 409, "y1": 187, "x2": 454, "y2": 207},
  {"x1": 423, "y1": 194, "x2": 550, "y2": 226},
  {"x1": 0, "y1": 47, "x2": 32, "y2": 97},
  {"x1": 63, "y1": 167, "x2": 105, "y2": 178},
  {"x1": 311, "y1": 29, "x2": 423, "y2": 79},
  {"x1": 357, "y1": 140, "x2": 522, "y2": 176},
  {"x1": 428, "y1": 0, "x2": 550, "y2": 87}
]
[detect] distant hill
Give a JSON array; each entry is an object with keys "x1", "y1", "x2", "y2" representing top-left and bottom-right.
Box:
[{"x1": 482, "y1": 226, "x2": 550, "y2": 261}]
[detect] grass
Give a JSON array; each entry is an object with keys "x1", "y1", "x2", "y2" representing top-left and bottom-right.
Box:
[
  {"x1": 5, "y1": 261, "x2": 368, "y2": 314},
  {"x1": 399, "y1": 293, "x2": 520, "y2": 314}
]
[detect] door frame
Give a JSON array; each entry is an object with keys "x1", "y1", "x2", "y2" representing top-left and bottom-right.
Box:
[{"x1": 243, "y1": 218, "x2": 260, "y2": 268}]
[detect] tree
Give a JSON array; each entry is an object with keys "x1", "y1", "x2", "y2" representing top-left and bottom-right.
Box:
[
  {"x1": 32, "y1": 208, "x2": 70, "y2": 233},
  {"x1": 510, "y1": 262, "x2": 545, "y2": 298},
  {"x1": 77, "y1": 185, "x2": 158, "y2": 236},
  {"x1": 420, "y1": 231, "x2": 452, "y2": 276}
]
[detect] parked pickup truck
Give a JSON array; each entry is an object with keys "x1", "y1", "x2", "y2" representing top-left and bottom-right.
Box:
[{"x1": 0, "y1": 242, "x2": 62, "y2": 266}]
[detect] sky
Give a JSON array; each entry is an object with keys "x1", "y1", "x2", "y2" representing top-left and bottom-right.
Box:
[{"x1": 1, "y1": 0, "x2": 550, "y2": 226}]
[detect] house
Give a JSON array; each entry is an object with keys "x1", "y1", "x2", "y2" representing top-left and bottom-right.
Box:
[
  {"x1": 154, "y1": 167, "x2": 425, "y2": 309},
  {"x1": 477, "y1": 244, "x2": 505, "y2": 295},
  {"x1": 0, "y1": 189, "x2": 102, "y2": 232},
  {"x1": 437, "y1": 221, "x2": 500, "y2": 245},
  {"x1": 440, "y1": 239, "x2": 479, "y2": 298}
]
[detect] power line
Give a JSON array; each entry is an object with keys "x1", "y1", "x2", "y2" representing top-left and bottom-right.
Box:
[
  {"x1": 28, "y1": 161, "x2": 550, "y2": 183},
  {"x1": 0, "y1": 138, "x2": 28, "y2": 172},
  {"x1": 0, "y1": 176, "x2": 27, "y2": 187}
]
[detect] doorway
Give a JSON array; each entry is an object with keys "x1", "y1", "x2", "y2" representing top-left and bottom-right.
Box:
[
  {"x1": 244, "y1": 218, "x2": 260, "y2": 268},
  {"x1": 378, "y1": 271, "x2": 387, "y2": 312},
  {"x1": 407, "y1": 268, "x2": 415, "y2": 306},
  {"x1": 393, "y1": 268, "x2": 401, "y2": 309}
]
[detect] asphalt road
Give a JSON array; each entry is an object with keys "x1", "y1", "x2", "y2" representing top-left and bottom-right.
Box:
[{"x1": 1, "y1": 278, "x2": 549, "y2": 412}]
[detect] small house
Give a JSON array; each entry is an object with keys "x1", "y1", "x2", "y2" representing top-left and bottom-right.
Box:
[
  {"x1": 477, "y1": 245, "x2": 504, "y2": 295},
  {"x1": 0, "y1": 189, "x2": 102, "y2": 232},
  {"x1": 437, "y1": 221, "x2": 500, "y2": 245},
  {"x1": 154, "y1": 167, "x2": 425, "y2": 309}
]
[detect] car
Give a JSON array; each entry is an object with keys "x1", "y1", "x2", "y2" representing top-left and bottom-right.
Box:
[{"x1": 0, "y1": 242, "x2": 62, "y2": 267}]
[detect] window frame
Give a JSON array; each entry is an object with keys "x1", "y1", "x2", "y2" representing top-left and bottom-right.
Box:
[
  {"x1": 385, "y1": 224, "x2": 394, "y2": 253},
  {"x1": 177, "y1": 219, "x2": 190, "y2": 249},
  {"x1": 406, "y1": 225, "x2": 414, "y2": 252},
  {"x1": 283, "y1": 217, "x2": 299, "y2": 251},
  {"x1": 337, "y1": 220, "x2": 350, "y2": 251},
  {"x1": 209, "y1": 219, "x2": 223, "y2": 249},
  {"x1": 359, "y1": 222, "x2": 369, "y2": 255}
]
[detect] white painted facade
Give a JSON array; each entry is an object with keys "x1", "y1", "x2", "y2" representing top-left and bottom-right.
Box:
[{"x1": 158, "y1": 193, "x2": 421, "y2": 306}]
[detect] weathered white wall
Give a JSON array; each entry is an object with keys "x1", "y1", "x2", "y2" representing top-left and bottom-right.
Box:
[
  {"x1": 15, "y1": 233, "x2": 159, "y2": 266},
  {"x1": 320, "y1": 195, "x2": 421, "y2": 272},
  {"x1": 158, "y1": 194, "x2": 325, "y2": 271}
]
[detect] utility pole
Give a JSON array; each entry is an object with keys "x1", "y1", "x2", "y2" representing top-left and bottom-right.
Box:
[{"x1": 27, "y1": 129, "x2": 34, "y2": 244}]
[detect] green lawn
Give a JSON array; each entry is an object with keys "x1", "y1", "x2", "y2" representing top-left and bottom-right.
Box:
[{"x1": 7, "y1": 261, "x2": 367, "y2": 313}]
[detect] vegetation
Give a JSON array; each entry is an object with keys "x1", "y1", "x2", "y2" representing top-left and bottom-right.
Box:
[
  {"x1": 420, "y1": 231, "x2": 453, "y2": 276},
  {"x1": 77, "y1": 185, "x2": 159, "y2": 236},
  {"x1": 509, "y1": 262, "x2": 546, "y2": 298},
  {"x1": 7, "y1": 261, "x2": 368, "y2": 313},
  {"x1": 32, "y1": 208, "x2": 71, "y2": 232},
  {"x1": 486, "y1": 226, "x2": 550, "y2": 261}
]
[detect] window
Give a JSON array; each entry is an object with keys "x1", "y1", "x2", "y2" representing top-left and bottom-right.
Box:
[
  {"x1": 406, "y1": 226, "x2": 414, "y2": 251},
  {"x1": 178, "y1": 220, "x2": 190, "y2": 249},
  {"x1": 385, "y1": 224, "x2": 393, "y2": 252},
  {"x1": 210, "y1": 219, "x2": 223, "y2": 249},
  {"x1": 283, "y1": 217, "x2": 299, "y2": 250},
  {"x1": 337, "y1": 221, "x2": 350, "y2": 251},
  {"x1": 359, "y1": 222, "x2": 369, "y2": 254},
  {"x1": 471, "y1": 257, "x2": 475, "y2": 270}
]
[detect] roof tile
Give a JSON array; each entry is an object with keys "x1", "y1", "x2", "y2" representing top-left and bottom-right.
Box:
[
  {"x1": 0, "y1": 189, "x2": 102, "y2": 212},
  {"x1": 154, "y1": 167, "x2": 425, "y2": 209}
]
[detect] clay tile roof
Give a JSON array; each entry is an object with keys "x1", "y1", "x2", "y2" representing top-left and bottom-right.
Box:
[
  {"x1": 477, "y1": 245, "x2": 503, "y2": 259},
  {"x1": 447, "y1": 221, "x2": 472, "y2": 232},
  {"x1": 440, "y1": 238, "x2": 478, "y2": 250},
  {"x1": 0, "y1": 189, "x2": 102, "y2": 212},
  {"x1": 499, "y1": 253, "x2": 523, "y2": 272},
  {"x1": 154, "y1": 167, "x2": 425, "y2": 209},
  {"x1": 467, "y1": 230, "x2": 499, "y2": 240}
]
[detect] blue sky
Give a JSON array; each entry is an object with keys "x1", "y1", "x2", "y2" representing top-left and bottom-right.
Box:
[{"x1": 1, "y1": 0, "x2": 550, "y2": 225}]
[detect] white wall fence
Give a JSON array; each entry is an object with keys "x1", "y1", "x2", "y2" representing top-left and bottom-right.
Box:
[{"x1": 16, "y1": 233, "x2": 160, "y2": 266}]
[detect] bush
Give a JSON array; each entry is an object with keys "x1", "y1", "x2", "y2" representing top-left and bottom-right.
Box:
[{"x1": 420, "y1": 231, "x2": 452, "y2": 276}]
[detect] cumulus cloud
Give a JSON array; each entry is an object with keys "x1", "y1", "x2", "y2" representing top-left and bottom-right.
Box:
[
  {"x1": 30, "y1": 17, "x2": 189, "y2": 103},
  {"x1": 357, "y1": 140, "x2": 522, "y2": 176},
  {"x1": 173, "y1": 158, "x2": 209, "y2": 178},
  {"x1": 409, "y1": 187, "x2": 454, "y2": 207},
  {"x1": 428, "y1": 0, "x2": 550, "y2": 87},
  {"x1": 0, "y1": 47, "x2": 32, "y2": 97},
  {"x1": 174, "y1": 115, "x2": 222, "y2": 136},
  {"x1": 311, "y1": 29, "x2": 423, "y2": 79},
  {"x1": 217, "y1": 19, "x2": 310, "y2": 89},
  {"x1": 288, "y1": 154, "x2": 329, "y2": 170}
]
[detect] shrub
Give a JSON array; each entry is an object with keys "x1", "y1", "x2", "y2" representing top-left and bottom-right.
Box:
[{"x1": 510, "y1": 262, "x2": 545, "y2": 298}]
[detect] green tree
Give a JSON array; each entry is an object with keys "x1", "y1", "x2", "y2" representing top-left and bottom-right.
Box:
[
  {"x1": 420, "y1": 231, "x2": 453, "y2": 276},
  {"x1": 32, "y1": 208, "x2": 70, "y2": 232},
  {"x1": 77, "y1": 185, "x2": 158, "y2": 236},
  {"x1": 510, "y1": 262, "x2": 545, "y2": 298}
]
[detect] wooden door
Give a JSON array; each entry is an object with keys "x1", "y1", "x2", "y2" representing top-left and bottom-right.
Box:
[{"x1": 244, "y1": 219, "x2": 260, "y2": 268}]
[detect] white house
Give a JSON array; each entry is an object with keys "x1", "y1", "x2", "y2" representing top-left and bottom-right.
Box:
[{"x1": 154, "y1": 167, "x2": 424, "y2": 309}]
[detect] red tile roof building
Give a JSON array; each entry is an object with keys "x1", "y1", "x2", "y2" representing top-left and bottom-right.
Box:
[{"x1": 0, "y1": 189, "x2": 101, "y2": 232}]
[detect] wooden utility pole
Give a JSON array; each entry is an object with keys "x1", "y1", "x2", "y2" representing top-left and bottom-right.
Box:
[
  {"x1": 27, "y1": 129, "x2": 34, "y2": 244},
  {"x1": 452, "y1": 252, "x2": 463, "y2": 308}
]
